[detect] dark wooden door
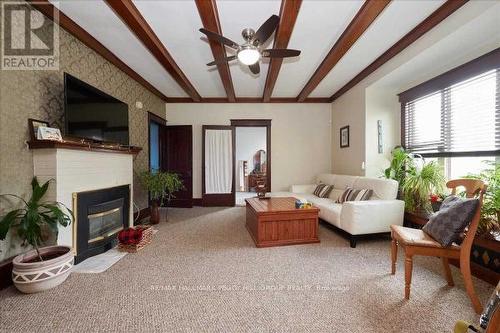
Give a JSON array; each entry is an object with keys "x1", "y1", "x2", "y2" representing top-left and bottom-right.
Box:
[{"x1": 164, "y1": 125, "x2": 193, "y2": 208}]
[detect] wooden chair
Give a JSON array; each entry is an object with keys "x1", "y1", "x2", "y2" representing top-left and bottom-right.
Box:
[{"x1": 390, "y1": 179, "x2": 487, "y2": 314}]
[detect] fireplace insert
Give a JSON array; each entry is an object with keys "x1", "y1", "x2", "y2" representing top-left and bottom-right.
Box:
[{"x1": 73, "y1": 185, "x2": 130, "y2": 264}]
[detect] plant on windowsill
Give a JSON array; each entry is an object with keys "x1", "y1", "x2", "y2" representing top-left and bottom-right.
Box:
[
  {"x1": 402, "y1": 161, "x2": 445, "y2": 215},
  {"x1": 0, "y1": 177, "x2": 74, "y2": 293},
  {"x1": 383, "y1": 147, "x2": 423, "y2": 199},
  {"x1": 464, "y1": 161, "x2": 500, "y2": 238},
  {"x1": 139, "y1": 170, "x2": 184, "y2": 224}
]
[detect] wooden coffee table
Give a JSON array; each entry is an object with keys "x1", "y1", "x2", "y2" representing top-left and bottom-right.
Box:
[{"x1": 245, "y1": 197, "x2": 320, "y2": 248}]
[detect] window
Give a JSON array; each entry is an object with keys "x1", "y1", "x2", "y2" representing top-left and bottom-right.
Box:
[
  {"x1": 403, "y1": 69, "x2": 499, "y2": 156},
  {"x1": 400, "y1": 49, "x2": 499, "y2": 180}
]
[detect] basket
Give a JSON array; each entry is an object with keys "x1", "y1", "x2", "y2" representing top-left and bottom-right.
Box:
[{"x1": 118, "y1": 225, "x2": 154, "y2": 253}]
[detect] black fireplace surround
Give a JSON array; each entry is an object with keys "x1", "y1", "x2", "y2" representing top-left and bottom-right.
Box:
[{"x1": 74, "y1": 185, "x2": 130, "y2": 264}]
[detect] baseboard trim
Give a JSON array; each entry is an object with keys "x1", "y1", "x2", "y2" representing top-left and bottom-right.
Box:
[
  {"x1": 0, "y1": 256, "x2": 14, "y2": 290},
  {"x1": 193, "y1": 198, "x2": 202, "y2": 206}
]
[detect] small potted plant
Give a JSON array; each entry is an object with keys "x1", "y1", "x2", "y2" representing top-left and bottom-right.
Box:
[
  {"x1": 139, "y1": 170, "x2": 184, "y2": 224},
  {"x1": 0, "y1": 177, "x2": 73, "y2": 293},
  {"x1": 429, "y1": 193, "x2": 446, "y2": 212}
]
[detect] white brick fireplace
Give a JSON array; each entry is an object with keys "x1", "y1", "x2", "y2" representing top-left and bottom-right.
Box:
[{"x1": 32, "y1": 148, "x2": 134, "y2": 250}]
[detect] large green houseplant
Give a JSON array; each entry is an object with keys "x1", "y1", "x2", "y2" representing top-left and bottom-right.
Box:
[
  {"x1": 402, "y1": 161, "x2": 445, "y2": 214},
  {"x1": 139, "y1": 170, "x2": 184, "y2": 223},
  {"x1": 465, "y1": 161, "x2": 500, "y2": 236},
  {"x1": 0, "y1": 177, "x2": 74, "y2": 293}
]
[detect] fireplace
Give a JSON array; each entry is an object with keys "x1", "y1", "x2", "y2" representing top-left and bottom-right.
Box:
[{"x1": 72, "y1": 185, "x2": 130, "y2": 264}]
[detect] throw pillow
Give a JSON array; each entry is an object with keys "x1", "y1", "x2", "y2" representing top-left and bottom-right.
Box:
[
  {"x1": 336, "y1": 187, "x2": 373, "y2": 203},
  {"x1": 422, "y1": 195, "x2": 479, "y2": 247},
  {"x1": 313, "y1": 184, "x2": 334, "y2": 198}
]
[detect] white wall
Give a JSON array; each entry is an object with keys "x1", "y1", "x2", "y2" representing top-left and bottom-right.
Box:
[
  {"x1": 364, "y1": 87, "x2": 401, "y2": 177},
  {"x1": 165, "y1": 103, "x2": 332, "y2": 198}
]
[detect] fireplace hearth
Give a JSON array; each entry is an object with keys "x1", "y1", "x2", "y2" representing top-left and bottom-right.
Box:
[{"x1": 73, "y1": 185, "x2": 130, "y2": 264}]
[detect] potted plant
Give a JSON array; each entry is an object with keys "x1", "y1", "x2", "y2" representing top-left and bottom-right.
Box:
[
  {"x1": 383, "y1": 147, "x2": 422, "y2": 198},
  {"x1": 402, "y1": 161, "x2": 445, "y2": 214},
  {"x1": 465, "y1": 161, "x2": 500, "y2": 237},
  {"x1": 0, "y1": 177, "x2": 73, "y2": 293},
  {"x1": 139, "y1": 170, "x2": 184, "y2": 224}
]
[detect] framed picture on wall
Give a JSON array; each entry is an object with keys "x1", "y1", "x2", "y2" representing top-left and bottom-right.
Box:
[
  {"x1": 28, "y1": 118, "x2": 49, "y2": 141},
  {"x1": 340, "y1": 125, "x2": 349, "y2": 148}
]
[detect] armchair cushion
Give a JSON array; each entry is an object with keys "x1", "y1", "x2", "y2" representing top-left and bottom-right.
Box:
[{"x1": 422, "y1": 195, "x2": 479, "y2": 247}]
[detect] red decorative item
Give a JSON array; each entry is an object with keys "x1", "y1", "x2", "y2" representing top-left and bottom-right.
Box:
[
  {"x1": 429, "y1": 194, "x2": 440, "y2": 203},
  {"x1": 118, "y1": 227, "x2": 144, "y2": 245}
]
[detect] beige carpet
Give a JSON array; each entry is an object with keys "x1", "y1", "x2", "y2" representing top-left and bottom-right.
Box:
[{"x1": 0, "y1": 207, "x2": 494, "y2": 333}]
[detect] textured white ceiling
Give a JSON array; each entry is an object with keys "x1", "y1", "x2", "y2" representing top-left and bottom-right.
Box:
[
  {"x1": 50, "y1": 0, "x2": 496, "y2": 100},
  {"x1": 133, "y1": 0, "x2": 227, "y2": 97},
  {"x1": 310, "y1": 0, "x2": 446, "y2": 97},
  {"x1": 217, "y1": 0, "x2": 281, "y2": 97},
  {"x1": 50, "y1": 0, "x2": 188, "y2": 97}
]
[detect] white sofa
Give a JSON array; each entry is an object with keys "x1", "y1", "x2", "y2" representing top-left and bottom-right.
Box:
[{"x1": 270, "y1": 174, "x2": 405, "y2": 247}]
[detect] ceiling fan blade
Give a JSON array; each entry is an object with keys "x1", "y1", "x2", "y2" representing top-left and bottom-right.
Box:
[
  {"x1": 253, "y1": 15, "x2": 279, "y2": 45},
  {"x1": 262, "y1": 49, "x2": 301, "y2": 58},
  {"x1": 249, "y1": 62, "x2": 260, "y2": 74},
  {"x1": 199, "y1": 28, "x2": 239, "y2": 49},
  {"x1": 206, "y1": 55, "x2": 237, "y2": 66}
]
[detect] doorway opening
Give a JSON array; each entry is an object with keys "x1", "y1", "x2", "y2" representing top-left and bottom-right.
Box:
[{"x1": 231, "y1": 119, "x2": 271, "y2": 206}]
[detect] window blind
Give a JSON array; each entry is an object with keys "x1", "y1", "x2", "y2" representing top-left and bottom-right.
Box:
[{"x1": 404, "y1": 69, "x2": 499, "y2": 156}]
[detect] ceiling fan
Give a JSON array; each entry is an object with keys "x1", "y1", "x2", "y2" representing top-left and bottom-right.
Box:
[{"x1": 199, "y1": 15, "x2": 301, "y2": 74}]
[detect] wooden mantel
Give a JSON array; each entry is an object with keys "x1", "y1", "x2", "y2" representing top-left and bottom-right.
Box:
[{"x1": 27, "y1": 139, "x2": 142, "y2": 155}]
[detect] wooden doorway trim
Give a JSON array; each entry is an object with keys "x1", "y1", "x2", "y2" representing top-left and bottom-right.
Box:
[
  {"x1": 202, "y1": 125, "x2": 236, "y2": 206},
  {"x1": 147, "y1": 111, "x2": 167, "y2": 171},
  {"x1": 230, "y1": 119, "x2": 272, "y2": 192}
]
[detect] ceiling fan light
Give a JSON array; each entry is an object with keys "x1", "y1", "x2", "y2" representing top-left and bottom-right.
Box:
[{"x1": 237, "y1": 48, "x2": 260, "y2": 65}]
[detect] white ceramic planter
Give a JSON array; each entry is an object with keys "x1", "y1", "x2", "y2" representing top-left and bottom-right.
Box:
[{"x1": 12, "y1": 246, "x2": 73, "y2": 293}]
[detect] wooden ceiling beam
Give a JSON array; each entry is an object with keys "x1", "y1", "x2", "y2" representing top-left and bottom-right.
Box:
[
  {"x1": 195, "y1": 0, "x2": 236, "y2": 102},
  {"x1": 296, "y1": 0, "x2": 391, "y2": 102},
  {"x1": 329, "y1": 0, "x2": 468, "y2": 102},
  {"x1": 27, "y1": 0, "x2": 169, "y2": 101},
  {"x1": 262, "y1": 0, "x2": 302, "y2": 102},
  {"x1": 106, "y1": 0, "x2": 201, "y2": 101},
  {"x1": 165, "y1": 97, "x2": 330, "y2": 103}
]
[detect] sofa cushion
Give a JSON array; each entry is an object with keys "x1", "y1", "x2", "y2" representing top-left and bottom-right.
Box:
[
  {"x1": 422, "y1": 195, "x2": 479, "y2": 247},
  {"x1": 353, "y1": 177, "x2": 398, "y2": 200},
  {"x1": 336, "y1": 187, "x2": 373, "y2": 203},
  {"x1": 332, "y1": 175, "x2": 358, "y2": 190},
  {"x1": 313, "y1": 184, "x2": 334, "y2": 198},
  {"x1": 329, "y1": 188, "x2": 345, "y2": 202},
  {"x1": 316, "y1": 174, "x2": 336, "y2": 185},
  {"x1": 313, "y1": 200, "x2": 342, "y2": 227}
]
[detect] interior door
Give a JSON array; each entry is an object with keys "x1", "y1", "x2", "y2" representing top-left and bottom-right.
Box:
[
  {"x1": 164, "y1": 125, "x2": 193, "y2": 208},
  {"x1": 202, "y1": 125, "x2": 235, "y2": 206}
]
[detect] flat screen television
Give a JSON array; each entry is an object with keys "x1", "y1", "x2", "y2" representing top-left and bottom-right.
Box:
[{"x1": 64, "y1": 73, "x2": 129, "y2": 145}]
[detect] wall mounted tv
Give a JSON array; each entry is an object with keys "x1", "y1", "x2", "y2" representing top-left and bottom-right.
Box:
[{"x1": 64, "y1": 73, "x2": 129, "y2": 145}]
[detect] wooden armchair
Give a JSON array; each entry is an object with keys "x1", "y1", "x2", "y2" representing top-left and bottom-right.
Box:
[{"x1": 390, "y1": 179, "x2": 487, "y2": 314}]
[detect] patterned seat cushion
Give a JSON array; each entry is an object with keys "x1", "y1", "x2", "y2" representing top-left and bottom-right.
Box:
[{"x1": 422, "y1": 195, "x2": 479, "y2": 247}]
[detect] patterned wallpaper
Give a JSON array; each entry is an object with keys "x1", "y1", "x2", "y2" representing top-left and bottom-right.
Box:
[{"x1": 0, "y1": 24, "x2": 165, "y2": 260}]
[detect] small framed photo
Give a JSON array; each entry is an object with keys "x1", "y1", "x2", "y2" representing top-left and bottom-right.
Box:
[
  {"x1": 340, "y1": 125, "x2": 350, "y2": 148},
  {"x1": 28, "y1": 118, "x2": 49, "y2": 141},
  {"x1": 37, "y1": 126, "x2": 63, "y2": 141}
]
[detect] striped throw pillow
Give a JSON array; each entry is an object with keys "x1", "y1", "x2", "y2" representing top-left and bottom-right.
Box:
[
  {"x1": 336, "y1": 187, "x2": 373, "y2": 203},
  {"x1": 313, "y1": 184, "x2": 334, "y2": 198}
]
